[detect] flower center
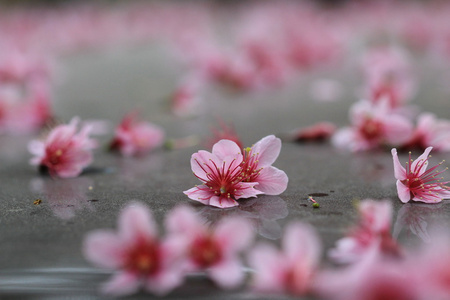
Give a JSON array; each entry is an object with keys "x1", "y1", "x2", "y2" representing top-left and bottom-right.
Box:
[
  {"x1": 191, "y1": 235, "x2": 222, "y2": 268},
  {"x1": 360, "y1": 118, "x2": 383, "y2": 141},
  {"x1": 126, "y1": 238, "x2": 160, "y2": 275}
]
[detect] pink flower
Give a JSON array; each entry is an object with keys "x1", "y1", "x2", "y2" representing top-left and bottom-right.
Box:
[
  {"x1": 83, "y1": 202, "x2": 183, "y2": 296},
  {"x1": 290, "y1": 122, "x2": 337, "y2": 143},
  {"x1": 184, "y1": 139, "x2": 262, "y2": 208},
  {"x1": 329, "y1": 199, "x2": 401, "y2": 264},
  {"x1": 414, "y1": 234, "x2": 450, "y2": 300},
  {"x1": 28, "y1": 117, "x2": 97, "y2": 178},
  {"x1": 247, "y1": 222, "x2": 322, "y2": 296},
  {"x1": 170, "y1": 76, "x2": 203, "y2": 117},
  {"x1": 241, "y1": 135, "x2": 288, "y2": 196},
  {"x1": 110, "y1": 112, "x2": 164, "y2": 157},
  {"x1": 403, "y1": 112, "x2": 450, "y2": 152},
  {"x1": 332, "y1": 99, "x2": 413, "y2": 152},
  {"x1": 165, "y1": 205, "x2": 254, "y2": 289},
  {"x1": 392, "y1": 147, "x2": 450, "y2": 203},
  {"x1": 318, "y1": 247, "x2": 421, "y2": 300},
  {"x1": 361, "y1": 47, "x2": 416, "y2": 109}
]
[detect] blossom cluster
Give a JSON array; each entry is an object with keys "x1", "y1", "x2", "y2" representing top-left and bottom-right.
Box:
[
  {"x1": 83, "y1": 199, "x2": 450, "y2": 299},
  {"x1": 332, "y1": 46, "x2": 450, "y2": 152}
]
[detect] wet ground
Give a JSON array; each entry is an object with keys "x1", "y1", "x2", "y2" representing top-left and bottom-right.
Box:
[{"x1": 1, "y1": 45, "x2": 450, "y2": 299}]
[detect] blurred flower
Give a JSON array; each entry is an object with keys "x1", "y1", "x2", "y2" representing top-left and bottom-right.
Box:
[
  {"x1": 165, "y1": 205, "x2": 254, "y2": 289},
  {"x1": 83, "y1": 202, "x2": 184, "y2": 296},
  {"x1": 413, "y1": 233, "x2": 450, "y2": 300},
  {"x1": 319, "y1": 246, "x2": 421, "y2": 300},
  {"x1": 332, "y1": 99, "x2": 413, "y2": 152},
  {"x1": 110, "y1": 112, "x2": 164, "y2": 157},
  {"x1": 248, "y1": 222, "x2": 321, "y2": 296},
  {"x1": 28, "y1": 117, "x2": 97, "y2": 178},
  {"x1": 0, "y1": 81, "x2": 53, "y2": 135},
  {"x1": 329, "y1": 199, "x2": 401, "y2": 264},
  {"x1": 362, "y1": 46, "x2": 416, "y2": 109},
  {"x1": 402, "y1": 112, "x2": 450, "y2": 152},
  {"x1": 184, "y1": 139, "x2": 262, "y2": 208},
  {"x1": 289, "y1": 122, "x2": 337, "y2": 143},
  {"x1": 170, "y1": 76, "x2": 203, "y2": 118},
  {"x1": 392, "y1": 147, "x2": 450, "y2": 203}
]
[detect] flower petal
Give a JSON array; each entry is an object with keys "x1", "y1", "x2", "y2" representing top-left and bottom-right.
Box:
[
  {"x1": 254, "y1": 166, "x2": 288, "y2": 195},
  {"x1": 101, "y1": 272, "x2": 140, "y2": 296},
  {"x1": 118, "y1": 202, "x2": 157, "y2": 243},
  {"x1": 209, "y1": 257, "x2": 245, "y2": 289},
  {"x1": 283, "y1": 222, "x2": 322, "y2": 264},
  {"x1": 215, "y1": 216, "x2": 254, "y2": 254},
  {"x1": 396, "y1": 180, "x2": 411, "y2": 203},
  {"x1": 145, "y1": 267, "x2": 184, "y2": 296},
  {"x1": 165, "y1": 205, "x2": 204, "y2": 236},
  {"x1": 191, "y1": 150, "x2": 218, "y2": 182},
  {"x1": 234, "y1": 182, "x2": 263, "y2": 199},
  {"x1": 212, "y1": 139, "x2": 242, "y2": 160},
  {"x1": 251, "y1": 135, "x2": 281, "y2": 167},
  {"x1": 83, "y1": 230, "x2": 124, "y2": 268},
  {"x1": 183, "y1": 185, "x2": 213, "y2": 205},
  {"x1": 391, "y1": 148, "x2": 407, "y2": 180},
  {"x1": 411, "y1": 146, "x2": 432, "y2": 176},
  {"x1": 209, "y1": 195, "x2": 239, "y2": 208}
]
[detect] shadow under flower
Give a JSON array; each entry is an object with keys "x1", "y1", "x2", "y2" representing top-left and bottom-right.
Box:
[
  {"x1": 197, "y1": 195, "x2": 288, "y2": 240},
  {"x1": 30, "y1": 177, "x2": 94, "y2": 220}
]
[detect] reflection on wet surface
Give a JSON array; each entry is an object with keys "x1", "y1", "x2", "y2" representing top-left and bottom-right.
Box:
[
  {"x1": 29, "y1": 177, "x2": 94, "y2": 220},
  {"x1": 198, "y1": 196, "x2": 288, "y2": 240},
  {"x1": 393, "y1": 202, "x2": 447, "y2": 244}
]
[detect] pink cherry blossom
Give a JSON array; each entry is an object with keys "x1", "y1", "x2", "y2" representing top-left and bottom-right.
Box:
[
  {"x1": 329, "y1": 199, "x2": 401, "y2": 264},
  {"x1": 170, "y1": 76, "x2": 203, "y2": 117},
  {"x1": 318, "y1": 246, "x2": 421, "y2": 300},
  {"x1": 110, "y1": 112, "x2": 164, "y2": 157},
  {"x1": 247, "y1": 222, "x2": 321, "y2": 296},
  {"x1": 184, "y1": 139, "x2": 262, "y2": 208},
  {"x1": 332, "y1": 99, "x2": 413, "y2": 152},
  {"x1": 402, "y1": 112, "x2": 450, "y2": 152},
  {"x1": 413, "y1": 233, "x2": 450, "y2": 300},
  {"x1": 241, "y1": 135, "x2": 288, "y2": 196},
  {"x1": 361, "y1": 46, "x2": 416, "y2": 109},
  {"x1": 291, "y1": 122, "x2": 337, "y2": 143},
  {"x1": 165, "y1": 205, "x2": 254, "y2": 289},
  {"x1": 392, "y1": 147, "x2": 450, "y2": 203},
  {"x1": 83, "y1": 202, "x2": 183, "y2": 296},
  {"x1": 28, "y1": 117, "x2": 97, "y2": 178}
]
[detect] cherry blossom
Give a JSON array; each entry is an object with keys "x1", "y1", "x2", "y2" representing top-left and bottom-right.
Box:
[
  {"x1": 403, "y1": 112, "x2": 450, "y2": 152},
  {"x1": 83, "y1": 202, "x2": 184, "y2": 296},
  {"x1": 290, "y1": 122, "x2": 336, "y2": 143},
  {"x1": 247, "y1": 222, "x2": 321, "y2": 296},
  {"x1": 332, "y1": 99, "x2": 413, "y2": 152},
  {"x1": 241, "y1": 135, "x2": 288, "y2": 196},
  {"x1": 165, "y1": 205, "x2": 254, "y2": 289},
  {"x1": 361, "y1": 46, "x2": 416, "y2": 109},
  {"x1": 413, "y1": 234, "x2": 450, "y2": 300},
  {"x1": 329, "y1": 199, "x2": 401, "y2": 264},
  {"x1": 392, "y1": 147, "x2": 450, "y2": 203},
  {"x1": 28, "y1": 117, "x2": 97, "y2": 178},
  {"x1": 184, "y1": 139, "x2": 262, "y2": 208},
  {"x1": 110, "y1": 112, "x2": 164, "y2": 157},
  {"x1": 319, "y1": 246, "x2": 421, "y2": 300}
]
